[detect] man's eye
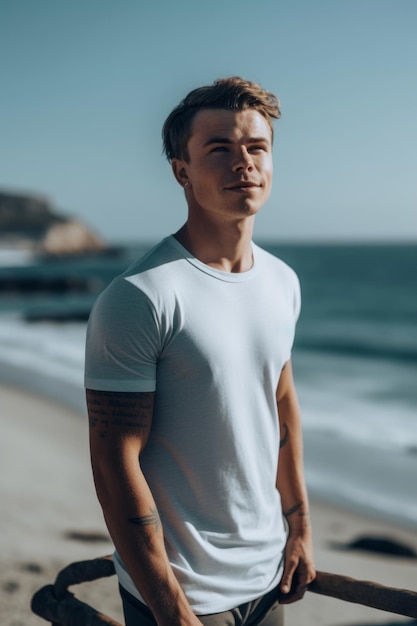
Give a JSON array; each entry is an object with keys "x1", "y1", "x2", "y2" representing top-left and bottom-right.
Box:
[{"x1": 210, "y1": 146, "x2": 228, "y2": 152}]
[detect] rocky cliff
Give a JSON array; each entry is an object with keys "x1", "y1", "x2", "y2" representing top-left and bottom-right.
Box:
[{"x1": 0, "y1": 190, "x2": 107, "y2": 255}]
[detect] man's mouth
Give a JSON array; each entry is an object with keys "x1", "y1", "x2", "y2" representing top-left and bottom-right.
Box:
[{"x1": 225, "y1": 182, "x2": 261, "y2": 190}]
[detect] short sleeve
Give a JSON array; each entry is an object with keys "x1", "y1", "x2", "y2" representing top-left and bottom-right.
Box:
[{"x1": 84, "y1": 277, "x2": 161, "y2": 392}]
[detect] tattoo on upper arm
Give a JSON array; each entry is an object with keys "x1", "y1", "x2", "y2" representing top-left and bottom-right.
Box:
[
  {"x1": 87, "y1": 390, "x2": 153, "y2": 439},
  {"x1": 128, "y1": 507, "x2": 161, "y2": 534},
  {"x1": 280, "y1": 423, "x2": 289, "y2": 449}
]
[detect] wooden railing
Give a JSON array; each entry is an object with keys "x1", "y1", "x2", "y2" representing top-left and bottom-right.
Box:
[{"x1": 31, "y1": 555, "x2": 417, "y2": 625}]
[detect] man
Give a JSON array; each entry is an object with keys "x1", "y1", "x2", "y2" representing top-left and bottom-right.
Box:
[{"x1": 85, "y1": 76, "x2": 315, "y2": 626}]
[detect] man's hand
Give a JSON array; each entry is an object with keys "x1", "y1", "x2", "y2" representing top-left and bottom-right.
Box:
[{"x1": 279, "y1": 528, "x2": 315, "y2": 604}]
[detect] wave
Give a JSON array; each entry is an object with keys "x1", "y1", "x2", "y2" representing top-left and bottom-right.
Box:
[
  {"x1": 296, "y1": 337, "x2": 417, "y2": 363},
  {"x1": 0, "y1": 316, "x2": 87, "y2": 413},
  {"x1": 295, "y1": 316, "x2": 417, "y2": 365},
  {"x1": 304, "y1": 430, "x2": 417, "y2": 529},
  {"x1": 293, "y1": 348, "x2": 417, "y2": 455}
]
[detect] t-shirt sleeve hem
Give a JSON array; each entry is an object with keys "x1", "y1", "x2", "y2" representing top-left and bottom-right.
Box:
[{"x1": 84, "y1": 377, "x2": 156, "y2": 392}]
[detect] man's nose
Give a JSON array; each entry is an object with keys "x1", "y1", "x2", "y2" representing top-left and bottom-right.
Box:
[{"x1": 232, "y1": 148, "x2": 254, "y2": 172}]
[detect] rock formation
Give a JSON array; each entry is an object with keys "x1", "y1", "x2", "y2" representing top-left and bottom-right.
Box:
[
  {"x1": 42, "y1": 219, "x2": 107, "y2": 255},
  {"x1": 0, "y1": 190, "x2": 107, "y2": 255}
]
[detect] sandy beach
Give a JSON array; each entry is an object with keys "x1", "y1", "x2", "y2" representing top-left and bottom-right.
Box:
[{"x1": 1, "y1": 384, "x2": 416, "y2": 626}]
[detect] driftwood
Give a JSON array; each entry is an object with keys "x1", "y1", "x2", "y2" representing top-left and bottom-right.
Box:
[
  {"x1": 31, "y1": 555, "x2": 417, "y2": 625},
  {"x1": 309, "y1": 571, "x2": 417, "y2": 618},
  {"x1": 31, "y1": 585, "x2": 123, "y2": 626},
  {"x1": 31, "y1": 555, "x2": 123, "y2": 626}
]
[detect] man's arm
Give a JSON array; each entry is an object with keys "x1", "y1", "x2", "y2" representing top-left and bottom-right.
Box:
[
  {"x1": 87, "y1": 389, "x2": 201, "y2": 626},
  {"x1": 275, "y1": 361, "x2": 316, "y2": 603}
]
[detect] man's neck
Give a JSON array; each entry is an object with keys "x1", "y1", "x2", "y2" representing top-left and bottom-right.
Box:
[{"x1": 174, "y1": 218, "x2": 254, "y2": 273}]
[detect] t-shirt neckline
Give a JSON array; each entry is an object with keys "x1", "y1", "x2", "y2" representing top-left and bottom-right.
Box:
[{"x1": 167, "y1": 235, "x2": 258, "y2": 283}]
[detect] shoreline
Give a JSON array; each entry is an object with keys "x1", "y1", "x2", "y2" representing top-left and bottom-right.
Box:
[
  {"x1": 1, "y1": 384, "x2": 417, "y2": 626},
  {"x1": 2, "y1": 357, "x2": 416, "y2": 534},
  {"x1": 1, "y1": 315, "x2": 416, "y2": 532}
]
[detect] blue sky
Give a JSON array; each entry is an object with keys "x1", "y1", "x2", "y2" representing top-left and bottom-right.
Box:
[{"x1": 1, "y1": 0, "x2": 416, "y2": 243}]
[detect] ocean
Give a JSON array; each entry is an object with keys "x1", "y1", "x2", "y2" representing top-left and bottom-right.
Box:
[{"x1": 1, "y1": 241, "x2": 416, "y2": 529}]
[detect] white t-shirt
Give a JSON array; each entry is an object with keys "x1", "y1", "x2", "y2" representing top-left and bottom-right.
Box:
[{"x1": 85, "y1": 235, "x2": 301, "y2": 614}]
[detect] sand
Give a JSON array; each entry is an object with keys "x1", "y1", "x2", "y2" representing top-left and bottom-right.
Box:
[{"x1": 1, "y1": 384, "x2": 416, "y2": 626}]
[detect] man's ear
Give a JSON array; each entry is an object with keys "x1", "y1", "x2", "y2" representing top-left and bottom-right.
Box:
[{"x1": 171, "y1": 159, "x2": 189, "y2": 188}]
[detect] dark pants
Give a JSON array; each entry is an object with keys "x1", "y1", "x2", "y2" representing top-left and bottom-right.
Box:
[{"x1": 120, "y1": 585, "x2": 284, "y2": 626}]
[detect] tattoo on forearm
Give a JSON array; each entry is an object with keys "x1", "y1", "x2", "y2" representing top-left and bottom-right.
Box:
[
  {"x1": 284, "y1": 502, "x2": 302, "y2": 517},
  {"x1": 87, "y1": 391, "x2": 153, "y2": 438},
  {"x1": 280, "y1": 423, "x2": 289, "y2": 449},
  {"x1": 128, "y1": 508, "x2": 161, "y2": 534},
  {"x1": 284, "y1": 501, "x2": 310, "y2": 523}
]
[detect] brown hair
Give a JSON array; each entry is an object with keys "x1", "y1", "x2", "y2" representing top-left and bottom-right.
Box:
[{"x1": 162, "y1": 76, "x2": 281, "y2": 162}]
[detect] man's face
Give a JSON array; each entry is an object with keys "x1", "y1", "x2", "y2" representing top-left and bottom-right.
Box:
[{"x1": 173, "y1": 108, "x2": 273, "y2": 221}]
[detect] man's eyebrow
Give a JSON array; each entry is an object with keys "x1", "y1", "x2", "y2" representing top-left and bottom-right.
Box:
[
  {"x1": 203, "y1": 136, "x2": 270, "y2": 147},
  {"x1": 248, "y1": 137, "x2": 271, "y2": 145}
]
